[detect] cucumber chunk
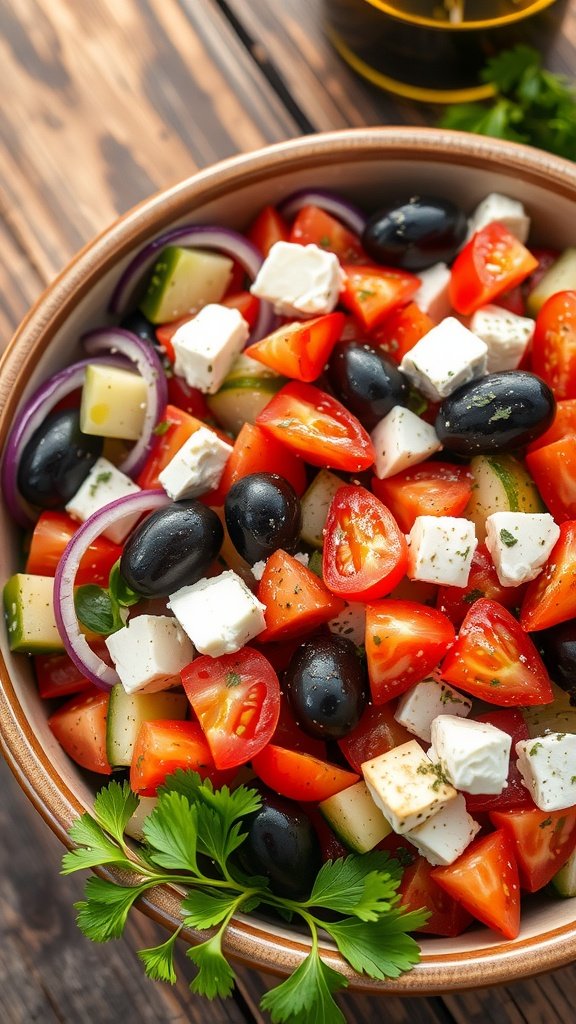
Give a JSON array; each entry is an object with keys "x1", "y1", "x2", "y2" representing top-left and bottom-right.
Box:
[
  {"x1": 319, "y1": 780, "x2": 392, "y2": 853},
  {"x1": 527, "y1": 248, "x2": 576, "y2": 317},
  {"x1": 80, "y1": 364, "x2": 148, "y2": 440},
  {"x1": 206, "y1": 354, "x2": 285, "y2": 434},
  {"x1": 106, "y1": 684, "x2": 188, "y2": 767},
  {"x1": 139, "y1": 246, "x2": 233, "y2": 324},
  {"x1": 465, "y1": 453, "x2": 543, "y2": 543},
  {"x1": 3, "y1": 574, "x2": 64, "y2": 654},
  {"x1": 300, "y1": 469, "x2": 345, "y2": 548},
  {"x1": 551, "y1": 848, "x2": 576, "y2": 898}
]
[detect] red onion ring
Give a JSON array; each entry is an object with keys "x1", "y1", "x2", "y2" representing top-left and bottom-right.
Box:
[
  {"x1": 53, "y1": 489, "x2": 171, "y2": 689},
  {"x1": 277, "y1": 189, "x2": 367, "y2": 236},
  {"x1": 1, "y1": 355, "x2": 129, "y2": 528},
  {"x1": 107, "y1": 225, "x2": 275, "y2": 342},
  {"x1": 82, "y1": 328, "x2": 168, "y2": 478}
]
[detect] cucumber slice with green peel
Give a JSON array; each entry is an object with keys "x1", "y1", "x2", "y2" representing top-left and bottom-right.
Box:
[
  {"x1": 207, "y1": 378, "x2": 283, "y2": 435},
  {"x1": 221, "y1": 353, "x2": 282, "y2": 385},
  {"x1": 551, "y1": 848, "x2": 576, "y2": 898},
  {"x1": 106, "y1": 685, "x2": 188, "y2": 767},
  {"x1": 300, "y1": 469, "x2": 345, "y2": 548},
  {"x1": 465, "y1": 453, "x2": 544, "y2": 543},
  {"x1": 3, "y1": 574, "x2": 65, "y2": 654},
  {"x1": 527, "y1": 248, "x2": 576, "y2": 317},
  {"x1": 139, "y1": 246, "x2": 233, "y2": 324},
  {"x1": 319, "y1": 781, "x2": 393, "y2": 853},
  {"x1": 523, "y1": 704, "x2": 576, "y2": 739}
]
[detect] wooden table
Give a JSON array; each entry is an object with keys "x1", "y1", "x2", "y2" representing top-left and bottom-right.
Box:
[{"x1": 1, "y1": 1, "x2": 576, "y2": 1021}]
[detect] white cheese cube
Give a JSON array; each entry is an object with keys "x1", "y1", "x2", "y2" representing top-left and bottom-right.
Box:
[
  {"x1": 485, "y1": 512, "x2": 560, "y2": 587},
  {"x1": 516, "y1": 733, "x2": 576, "y2": 812},
  {"x1": 371, "y1": 406, "x2": 442, "y2": 480},
  {"x1": 172, "y1": 304, "x2": 249, "y2": 394},
  {"x1": 467, "y1": 193, "x2": 530, "y2": 244},
  {"x1": 168, "y1": 570, "x2": 266, "y2": 657},
  {"x1": 407, "y1": 516, "x2": 477, "y2": 587},
  {"x1": 250, "y1": 240, "x2": 344, "y2": 318},
  {"x1": 65, "y1": 456, "x2": 141, "y2": 544},
  {"x1": 395, "y1": 678, "x2": 472, "y2": 744},
  {"x1": 362, "y1": 740, "x2": 457, "y2": 834},
  {"x1": 413, "y1": 263, "x2": 451, "y2": 321},
  {"x1": 404, "y1": 794, "x2": 480, "y2": 866},
  {"x1": 105, "y1": 614, "x2": 194, "y2": 695},
  {"x1": 431, "y1": 716, "x2": 511, "y2": 795},
  {"x1": 400, "y1": 317, "x2": 488, "y2": 402},
  {"x1": 328, "y1": 602, "x2": 366, "y2": 646},
  {"x1": 469, "y1": 305, "x2": 535, "y2": 373},
  {"x1": 158, "y1": 426, "x2": 232, "y2": 500}
]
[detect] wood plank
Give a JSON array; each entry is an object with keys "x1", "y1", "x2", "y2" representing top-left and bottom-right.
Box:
[{"x1": 444, "y1": 963, "x2": 576, "y2": 1024}]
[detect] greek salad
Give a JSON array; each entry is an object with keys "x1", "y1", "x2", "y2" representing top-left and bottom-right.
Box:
[{"x1": 3, "y1": 185, "x2": 576, "y2": 950}]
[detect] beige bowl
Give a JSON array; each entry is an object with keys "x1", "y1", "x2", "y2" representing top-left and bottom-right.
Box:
[{"x1": 1, "y1": 127, "x2": 575, "y2": 993}]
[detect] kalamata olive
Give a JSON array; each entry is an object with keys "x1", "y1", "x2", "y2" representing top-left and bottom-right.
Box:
[
  {"x1": 237, "y1": 785, "x2": 322, "y2": 900},
  {"x1": 285, "y1": 635, "x2": 367, "y2": 740},
  {"x1": 120, "y1": 501, "x2": 223, "y2": 597},
  {"x1": 538, "y1": 619, "x2": 576, "y2": 706},
  {"x1": 435, "y1": 371, "x2": 556, "y2": 455},
  {"x1": 17, "y1": 408, "x2": 104, "y2": 508},
  {"x1": 362, "y1": 195, "x2": 467, "y2": 271},
  {"x1": 326, "y1": 341, "x2": 409, "y2": 430},
  {"x1": 225, "y1": 472, "x2": 301, "y2": 564}
]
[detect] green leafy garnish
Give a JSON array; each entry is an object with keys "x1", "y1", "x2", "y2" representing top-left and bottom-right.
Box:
[
  {"x1": 108, "y1": 560, "x2": 141, "y2": 607},
  {"x1": 500, "y1": 528, "x2": 518, "y2": 548},
  {"x1": 74, "y1": 585, "x2": 126, "y2": 635},
  {"x1": 62, "y1": 772, "x2": 426, "y2": 1020},
  {"x1": 440, "y1": 45, "x2": 576, "y2": 160}
]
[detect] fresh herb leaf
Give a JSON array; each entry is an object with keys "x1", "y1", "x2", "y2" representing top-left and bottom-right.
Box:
[
  {"x1": 74, "y1": 584, "x2": 125, "y2": 635},
  {"x1": 138, "y1": 928, "x2": 182, "y2": 984},
  {"x1": 261, "y1": 947, "x2": 348, "y2": 1024},
  {"x1": 62, "y1": 815, "x2": 130, "y2": 875},
  {"x1": 75, "y1": 876, "x2": 150, "y2": 941},
  {"x1": 153, "y1": 419, "x2": 171, "y2": 436},
  {"x1": 93, "y1": 779, "x2": 140, "y2": 844},
  {"x1": 182, "y1": 889, "x2": 252, "y2": 930},
  {"x1": 187, "y1": 930, "x2": 236, "y2": 1000},
  {"x1": 500, "y1": 528, "x2": 518, "y2": 547},
  {"x1": 324, "y1": 909, "x2": 428, "y2": 980},
  {"x1": 305, "y1": 854, "x2": 401, "y2": 921},
  {"x1": 108, "y1": 560, "x2": 141, "y2": 607},
  {"x1": 143, "y1": 791, "x2": 199, "y2": 874}
]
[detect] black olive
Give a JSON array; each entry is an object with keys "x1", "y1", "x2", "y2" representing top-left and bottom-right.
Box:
[
  {"x1": 362, "y1": 195, "x2": 467, "y2": 271},
  {"x1": 120, "y1": 501, "x2": 223, "y2": 597},
  {"x1": 326, "y1": 341, "x2": 409, "y2": 430},
  {"x1": 435, "y1": 371, "x2": 556, "y2": 456},
  {"x1": 225, "y1": 472, "x2": 302, "y2": 564},
  {"x1": 17, "y1": 408, "x2": 104, "y2": 509},
  {"x1": 237, "y1": 785, "x2": 322, "y2": 900},
  {"x1": 538, "y1": 619, "x2": 576, "y2": 706},
  {"x1": 285, "y1": 635, "x2": 367, "y2": 740}
]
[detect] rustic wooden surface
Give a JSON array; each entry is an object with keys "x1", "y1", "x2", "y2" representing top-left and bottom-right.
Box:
[{"x1": 1, "y1": 0, "x2": 576, "y2": 1021}]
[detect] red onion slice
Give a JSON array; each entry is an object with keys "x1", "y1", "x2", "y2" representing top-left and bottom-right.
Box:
[
  {"x1": 53, "y1": 489, "x2": 171, "y2": 689},
  {"x1": 82, "y1": 328, "x2": 168, "y2": 478},
  {"x1": 107, "y1": 225, "x2": 275, "y2": 342},
  {"x1": 277, "y1": 188, "x2": 367, "y2": 236},
  {"x1": 1, "y1": 355, "x2": 129, "y2": 528}
]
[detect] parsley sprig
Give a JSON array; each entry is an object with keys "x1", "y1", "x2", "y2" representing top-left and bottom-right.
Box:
[
  {"x1": 62, "y1": 771, "x2": 427, "y2": 1021},
  {"x1": 440, "y1": 46, "x2": 576, "y2": 160}
]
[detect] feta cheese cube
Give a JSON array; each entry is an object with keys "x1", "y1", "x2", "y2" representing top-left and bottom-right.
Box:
[
  {"x1": 469, "y1": 305, "x2": 535, "y2": 373},
  {"x1": 431, "y1": 716, "x2": 511, "y2": 795},
  {"x1": 328, "y1": 602, "x2": 366, "y2": 647},
  {"x1": 172, "y1": 304, "x2": 249, "y2": 393},
  {"x1": 399, "y1": 317, "x2": 488, "y2": 402},
  {"x1": 65, "y1": 456, "x2": 141, "y2": 544},
  {"x1": 407, "y1": 516, "x2": 477, "y2": 587},
  {"x1": 404, "y1": 794, "x2": 480, "y2": 866},
  {"x1": 158, "y1": 426, "x2": 232, "y2": 500},
  {"x1": 516, "y1": 733, "x2": 576, "y2": 812},
  {"x1": 485, "y1": 512, "x2": 560, "y2": 587},
  {"x1": 467, "y1": 193, "x2": 530, "y2": 244},
  {"x1": 169, "y1": 570, "x2": 266, "y2": 657},
  {"x1": 362, "y1": 739, "x2": 457, "y2": 834},
  {"x1": 371, "y1": 406, "x2": 442, "y2": 480},
  {"x1": 395, "y1": 677, "x2": 472, "y2": 744},
  {"x1": 105, "y1": 614, "x2": 194, "y2": 695},
  {"x1": 413, "y1": 263, "x2": 451, "y2": 321},
  {"x1": 250, "y1": 241, "x2": 344, "y2": 318}
]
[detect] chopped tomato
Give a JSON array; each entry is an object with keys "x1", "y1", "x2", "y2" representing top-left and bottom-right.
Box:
[
  {"x1": 490, "y1": 806, "x2": 576, "y2": 892},
  {"x1": 322, "y1": 485, "x2": 408, "y2": 600},
  {"x1": 245, "y1": 312, "x2": 344, "y2": 382},
  {"x1": 221, "y1": 290, "x2": 261, "y2": 328},
  {"x1": 272, "y1": 695, "x2": 327, "y2": 760},
  {"x1": 466, "y1": 709, "x2": 533, "y2": 814},
  {"x1": 130, "y1": 720, "x2": 234, "y2": 796},
  {"x1": 520, "y1": 521, "x2": 576, "y2": 631},
  {"x1": 371, "y1": 462, "x2": 473, "y2": 534},
  {"x1": 136, "y1": 405, "x2": 209, "y2": 489},
  {"x1": 527, "y1": 399, "x2": 576, "y2": 453},
  {"x1": 436, "y1": 543, "x2": 525, "y2": 629},
  {"x1": 496, "y1": 284, "x2": 526, "y2": 316},
  {"x1": 35, "y1": 650, "x2": 99, "y2": 700},
  {"x1": 337, "y1": 701, "x2": 413, "y2": 773},
  {"x1": 166, "y1": 375, "x2": 212, "y2": 419},
  {"x1": 432, "y1": 830, "x2": 521, "y2": 940},
  {"x1": 340, "y1": 265, "x2": 420, "y2": 331},
  {"x1": 248, "y1": 205, "x2": 290, "y2": 257},
  {"x1": 181, "y1": 647, "x2": 281, "y2": 770},
  {"x1": 531, "y1": 290, "x2": 576, "y2": 399},
  {"x1": 256, "y1": 381, "x2": 375, "y2": 473},
  {"x1": 25, "y1": 510, "x2": 122, "y2": 586},
  {"x1": 365, "y1": 600, "x2": 456, "y2": 704},
  {"x1": 399, "y1": 857, "x2": 473, "y2": 937},
  {"x1": 251, "y1": 744, "x2": 359, "y2": 802},
  {"x1": 441, "y1": 598, "x2": 553, "y2": 705},
  {"x1": 48, "y1": 688, "x2": 112, "y2": 775},
  {"x1": 526, "y1": 436, "x2": 576, "y2": 522},
  {"x1": 371, "y1": 301, "x2": 435, "y2": 364},
  {"x1": 257, "y1": 549, "x2": 345, "y2": 643},
  {"x1": 289, "y1": 205, "x2": 365, "y2": 263},
  {"x1": 205, "y1": 422, "x2": 307, "y2": 506},
  {"x1": 449, "y1": 222, "x2": 538, "y2": 316}
]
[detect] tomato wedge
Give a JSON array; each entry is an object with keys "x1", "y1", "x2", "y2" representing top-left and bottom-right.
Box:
[
  {"x1": 48, "y1": 688, "x2": 112, "y2": 775},
  {"x1": 520, "y1": 521, "x2": 576, "y2": 632},
  {"x1": 251, "y1": 744, "x2": 359, "y2": 801},
  {"x1": 181, "y1": 647, "x2": 281, "y2": 770},
  {"x1": 340, "y1": 265, "x2": 420, "y2": 330},
  {"x1": 527, "y1": 398, "x2": 576, "y2": 454},
  {"x1": 441, "y1": 598, "x2": 553, "y2": 705},
  {"x1": 531, "y1": 290, "x2": 576, "y2": 399},
  {"x1": 130, "y1": 720, "x2": 233, "y2": 796},
  {"x1": 490, "y1": 806, "x2": 576, "y2": 892},
  {"x1": 245, "y1": 312, "x2": 344, "y2": 382},
  {"x1": 136, "y1": 405, "x2": 208, "y2": 489},
  {"x1": 399, "y1": 857, "x2": 473, "y2": 937},
  {"x1": 371, "y1": 301, "x2": 435, "y2": 364},
  {"x1": 432, "y1": 830, "x2": 521, "y2": 940},
  {"x1": 322, "y1": 485, "x2": 408, "y2": 600},
  {"x1": 248, "y1": 204, "x2": 290, "y2": 256},
  {"x1": 337, "y1": 701, "x2": 413, "y2": 774},
  {"x1": 371, "y1": 462, "x2": 473, "y2": 534},
  {"x1": 35, "y1": 649, "x2": 99, "y2": 700},
  {"x1": 257, "y1": 549, "x2": 345, "y2": 643},
  {"x1": 289, "y1": 205, "x2": 366, "y2": 263},
  {"x1": 256, "y1": 381, "x2": 375, "y2": 472},
  {"x1": 526, "y1": 436, "x2": 576, "y2": 523},
  {"x1": 365, "y1": 600, "x2": 456, "y2": 704},
  {"x1": 25, "y1": 510, "x2": 122, "y2": 586},
  {"x1": 449, "y1": 222, "x2": 538, "y2": 316},
  {"x1": 436, "y1": 543, "x2": 525, "y2": 629}
]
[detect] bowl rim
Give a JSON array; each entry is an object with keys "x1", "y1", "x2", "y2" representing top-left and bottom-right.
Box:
[{"x1": 1, "y1": 125, "x2": 576, "y2": 993}]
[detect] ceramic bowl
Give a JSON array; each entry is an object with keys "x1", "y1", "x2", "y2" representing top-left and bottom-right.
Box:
[{"x1": 1, "y1": 127, "x2": 575, "y2": 993}]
